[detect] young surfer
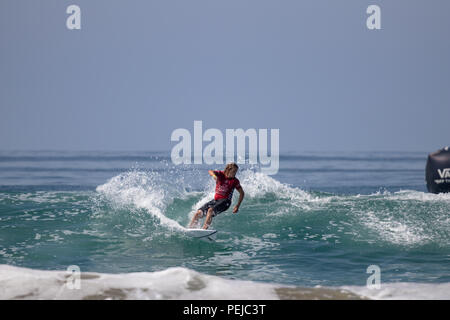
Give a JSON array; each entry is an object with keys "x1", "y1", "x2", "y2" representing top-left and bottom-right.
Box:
[{"x1": 189, "y1": 162, "x2": 245, "y2": 230}]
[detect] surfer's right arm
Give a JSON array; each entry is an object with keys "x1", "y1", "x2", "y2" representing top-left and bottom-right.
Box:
[{"x1": 208, "y1": 170, "x2": 217, "y2": 180}]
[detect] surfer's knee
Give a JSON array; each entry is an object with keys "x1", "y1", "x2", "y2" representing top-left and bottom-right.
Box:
[{"x1": 195, "y1": 210, "x2": 202, "y2": 218}]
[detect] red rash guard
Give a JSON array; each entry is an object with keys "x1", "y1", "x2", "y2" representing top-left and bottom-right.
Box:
[{"x1": 213, "y1": 170, "x2": 241, "y2": 201}]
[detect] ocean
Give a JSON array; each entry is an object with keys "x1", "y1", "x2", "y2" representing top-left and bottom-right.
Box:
[{"x1": 0, "y1": 150, "x2": 449, "y2": 299}]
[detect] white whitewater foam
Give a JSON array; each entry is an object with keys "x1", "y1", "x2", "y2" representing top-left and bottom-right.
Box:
[
  {"x1": 1, "y1": 264, "x2": 448, "y2": 300},
  {"x1": 96, "y1": 170, "x2": 185, "y2": 231},
  {"x1": 239, "y1": 170, "x2": 312, "y2": 201},
  {"x1": 347, "y1": 189, "x2": 450, "y2": 247},
  {"x1": 387, "y1": 189, "x2": 450, "y2": 202},
  {"x1": 361, "y1": 210, "x2": 430, "y2": 246},
  {"x1": 0, "y1": 264, "x2": 278, "y2": 300},
  {"x1": 342, "y1": 282, "x2": 450, "y2": 300},
  {"x1": 349, "y1": 189, "x2": 450, "y2": 203}
]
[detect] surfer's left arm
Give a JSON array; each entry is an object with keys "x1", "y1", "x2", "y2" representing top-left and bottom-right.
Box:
[{"x1": 233, "y1": 186, "x2": 245, "y2": 213}]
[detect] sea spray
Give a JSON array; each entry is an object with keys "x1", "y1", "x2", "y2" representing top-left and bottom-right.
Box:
[{"x1": 95, "y1": 169, "x2": 186, "y2": 231}]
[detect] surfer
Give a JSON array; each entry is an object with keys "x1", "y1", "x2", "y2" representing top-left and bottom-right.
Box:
[{"x1": 189, "y1": 162, "x2": 245, "y2": 229}]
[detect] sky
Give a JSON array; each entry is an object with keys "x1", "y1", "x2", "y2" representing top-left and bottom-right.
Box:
[{"x1": 1, "y1": 0, "x2": 449, "y2": 152}]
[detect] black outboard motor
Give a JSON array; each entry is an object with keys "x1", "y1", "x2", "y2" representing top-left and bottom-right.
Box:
[{"x1": 426, "y1": 146, "x2": 450, "y2": 194}]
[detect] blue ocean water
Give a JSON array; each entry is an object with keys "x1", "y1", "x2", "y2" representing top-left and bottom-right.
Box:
[{"x1": 0, "y1": 150, "x2": 449, "y2": 299}]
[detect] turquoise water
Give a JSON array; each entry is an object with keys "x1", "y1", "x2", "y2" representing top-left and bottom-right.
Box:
[{"x1": 0, "y1": 151, "x2": 449, "y2": 296}]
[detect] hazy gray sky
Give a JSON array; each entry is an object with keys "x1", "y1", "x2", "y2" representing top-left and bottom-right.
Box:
[{"x1": 1, "y1": 0, "x2": 449, "y2": 152}]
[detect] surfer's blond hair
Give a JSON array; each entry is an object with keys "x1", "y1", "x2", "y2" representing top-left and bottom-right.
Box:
[{"x1": 224, "y1": 162, "x2": 239, "y2": 176}]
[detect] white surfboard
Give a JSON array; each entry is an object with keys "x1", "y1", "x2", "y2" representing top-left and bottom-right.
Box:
[{"x1": 185, "y1": 228, "x2": 217, "y2": 241}]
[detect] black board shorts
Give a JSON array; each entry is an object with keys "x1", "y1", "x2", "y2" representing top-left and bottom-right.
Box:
[{"x1": 198, "y1": 198, "x2": 231, "y2": 217}]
